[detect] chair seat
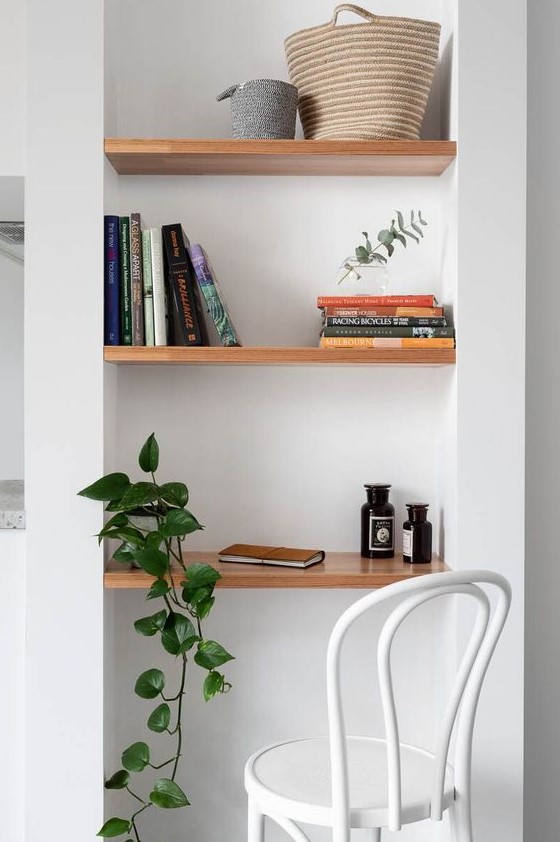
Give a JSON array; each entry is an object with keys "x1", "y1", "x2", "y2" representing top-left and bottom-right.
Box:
[{"x1": 245, "y1": 736, "x2": 455, "y2": 829}]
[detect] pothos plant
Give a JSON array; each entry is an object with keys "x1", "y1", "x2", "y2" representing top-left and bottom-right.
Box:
[
  {"x1": 78, "y1": 433, "x2": 233, "y2": 842},
  {"x1": 338, "y1": 209, "x2": 428, "y2": 284}
]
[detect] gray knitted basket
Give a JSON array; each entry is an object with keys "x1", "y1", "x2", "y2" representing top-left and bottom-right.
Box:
[{"x1": 217, "y1": 79, "x2": 299, "y2": 140}]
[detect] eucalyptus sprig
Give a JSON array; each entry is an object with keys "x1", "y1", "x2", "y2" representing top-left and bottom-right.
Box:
[
  {"x1": 78, "y1": 434, "x2": 233, "y2": 842},
  {"x1": 338, "y1": 209, "x2": 428, "y2": 284}
]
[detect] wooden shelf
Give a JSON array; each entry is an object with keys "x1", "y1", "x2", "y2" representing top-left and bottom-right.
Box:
[
  {"x1": 104, "y1": 138, "x2": 456, "y2": 177},
  {"x1": 105, "y1": 552, "x2": 449, "y2": 590},
  {"x1": 104, "y1": 346, "x2": 456, "y2": 366}
]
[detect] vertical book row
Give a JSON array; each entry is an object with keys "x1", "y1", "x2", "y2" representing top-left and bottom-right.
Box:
[{"x1": 103, "y1": 215, "x2": 240, "y2": 347}]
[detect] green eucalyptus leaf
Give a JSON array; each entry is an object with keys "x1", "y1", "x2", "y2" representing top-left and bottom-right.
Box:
[
  {"x1": 194, "y1": 640, "x2": 235, "y2": 670},
  {"x1": 147, "y1": 703, "x2": 171, "y2": 733},
  {"x1": 146, "y1": 579, "x2": 170, "y2": 600},
  {"x1": 122, "y1": 741, "x2": 150, "y2": 773},
  {"x1": 410, "y1": 210, "x2": 415, "y2": 223},
  {"x1": 97, "y1": 817, "x2": 131, "y2": 837},
  {"x1": 377, "y1": 229, "x2": 395, "y2": 246},
  {"x1": 362, "y1": 231, "x2": 373, "y2": 252},
  {"x1": 78, "y1": 473, "x2": 130, "y2": 502},
  {"x1": 354, "y1": 245, "x2": 370, "y2": 264},
  {"x1": 159, "y1": 482, "x2": 189, "y2": 508},
  {"x1": 139, "y1": 433, "x2": 159, "y2": 473},
  {"x1": 118, "y1": 482, "x2": 161, "y2": 511},
  {"x1": 161, "y1": 509, "x2": 203, "y2": 538},
  {"x1": 149, "y1": 778, "x2": 190, "y2": 809},
  {"x1": 135, "y1": 668, "x2": 165, "y2": 699},
  {"x1": 418, "y1": 211, "x2": 428, "y2": 225},
  {"x1": 105, "y1": 769, "x2": 130, "y2": 790},
  {"x1": 393, "y1": 231, "x2": 407, "y2": 247},
  {"x1": 403, "y1": 229, "x2": 419, "y2": 244},
  {"x1": 184, "y1": 563, "x2": 221, "y2": 589},
  {"x1": 411, "y1": 221, "x2": 424, "y2": 237},
  {"x1": 369, "y1": 252, "x2": 387, "y2": 264},
  {"x1": 161, "y1": 613, "x2": 197, "y2": 656},
  {"x1": 203, "y1": 670, "x2": 225, "y2": 701},
  {"x1": 134, "y1": 610, "x2": 167, "y2": 637},
  {"x1": 132, "y1": 547, "x2": 169, "y2": 578},
  {"x1": 397, "y1": 210, "x2": 405, "y2": 231},
  {"x1": 383, "y1": 242, "x2": 395, "y2": 257}
]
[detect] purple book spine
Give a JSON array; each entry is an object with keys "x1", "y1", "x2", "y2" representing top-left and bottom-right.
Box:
[{"x1": 104, "y1": 215, "x2": 121, "y2": 345}]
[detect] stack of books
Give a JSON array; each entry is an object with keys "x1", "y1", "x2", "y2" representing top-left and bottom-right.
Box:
[
  {"x1": 104, "y1": 214, "x2": 239, "y2": 347},
  {"x1": 317, "y1": 294, "x2": 455, "y2": 349}
]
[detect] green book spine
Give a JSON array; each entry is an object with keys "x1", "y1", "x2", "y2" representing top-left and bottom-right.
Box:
[
  {"x1": 142, "y1": 230, "x2": 155, "y2": 346},
  {"x1": 119, "y1": 217, "x2": 132, "y2": 345}
]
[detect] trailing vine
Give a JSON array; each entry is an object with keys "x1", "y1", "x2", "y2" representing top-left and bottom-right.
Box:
[{"x1": 78, "y1": 434, "x2": 233, "y2": 841}]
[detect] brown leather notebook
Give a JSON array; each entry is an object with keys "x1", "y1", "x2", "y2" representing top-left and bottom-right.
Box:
[{"x1": 218, "y1": 544, "x2": 325, "y2": 568}]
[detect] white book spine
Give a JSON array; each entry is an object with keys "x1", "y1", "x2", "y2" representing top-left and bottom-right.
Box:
[
  {"x1": 150, "y1": 227, "x2": 167, "y2": 346},
  {"x1": 142, "y1": 229, "x2": 155, "y2": 346}
]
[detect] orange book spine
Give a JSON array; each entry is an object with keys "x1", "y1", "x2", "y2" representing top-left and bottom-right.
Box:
[
  {"x1": 317, "y1": 295, "x2": 437, "y2": 308},
  {"x1": 319, "y1": 337, "x2": 455, "y2": 349},
  {"x1": 322, "y1": 306, "x2": 444, "y2": 317}
]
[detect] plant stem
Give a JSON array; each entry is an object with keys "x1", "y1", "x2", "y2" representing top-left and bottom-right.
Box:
[
  {"x1": 172, "y1": 653, "x2": 188, "y2": 781},
  {"x1": 126, "y1": 786, "x2": 146, "y2": 806}
]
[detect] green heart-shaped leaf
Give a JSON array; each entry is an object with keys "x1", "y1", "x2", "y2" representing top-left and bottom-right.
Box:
[
  {"x1": 160, "y1": 509, "x2": 203, "y2": 538},
  {"x1": 134, "y1": 610, "x2": 167, "y2": 637},
  {"x1": 118, "y1": 482, "x2": 161, "y2": 511},
  {"x1": 159, "y1": 482, "x2": 189, "y2": 508},
  {"x1": 161, "y1": 613, "x2": 197, "y2": 656},
  {"x1": 147, "y1": 703, "x2": 171, "y2": 733},
  {"x1": 183, "y1": 563, "x2": 221, "y2": 589},
  {"x1": 146, "y1": 579, "x2": 170, "y2": 600},
  {"x1": 203, "y1": 670, "x2": 225, "y2": 701},
  {"x1": 97, "y1": 817, "x2": 131, "y2": 837},
  {"x1": 78, "y1": 473, "x2": 130, "y2": 502},
  {"x1": 132, "y1": 547, "x2": 168, "y2": 578},
  {"x1": 122, "y1": 741, "x2": 150, "y2": 773},
  {"x1": 105, "y1": 769, "x2": 130, "y2": 790},
  {"x1": 194, "y1": 640, "x2": 234, "y2": 670},
  {"x1": 135, "y1": 668, "x2": 165, "y2": 699},
  {"x1": 149, "y1": 778, "x2": 190, "y2": 809},
  {"x1": 139, "y1": 433, "x2": 159, "y2": 473}
]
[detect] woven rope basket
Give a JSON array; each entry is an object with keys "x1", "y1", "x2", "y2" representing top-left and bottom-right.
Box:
[{"x1": 284, "y1": 4, "x2": 441, "y2": 140}]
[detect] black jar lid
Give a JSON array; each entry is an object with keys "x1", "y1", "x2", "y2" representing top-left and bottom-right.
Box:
[
  {"x1": 364, "y1": 483, "x2": 392, "y2": 490},
  {"x1": 406, "y1": 502, "x2": 429, "y2": 509}
]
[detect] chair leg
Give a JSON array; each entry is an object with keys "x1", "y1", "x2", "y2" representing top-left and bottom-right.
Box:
[
  {"x1": 248, "y1": 796, "x2": 265, "y2": 842},
  {"x1": 449, "y1": 800, "x2": 473, "y2": 842}
]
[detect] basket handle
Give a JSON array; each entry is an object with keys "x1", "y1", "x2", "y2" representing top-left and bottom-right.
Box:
[{"x1": 331, "y1": 4, "x2": 378, "y2": 24}]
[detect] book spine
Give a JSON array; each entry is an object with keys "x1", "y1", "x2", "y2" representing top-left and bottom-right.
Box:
[
  {"x1": 325, "y1": 316, "x2": 447, "y2": 327},
  {"x1": 142, "y1": 229, "x2": 155, "y2": 346},
  {"x1": 322, "y1": 326, "x2": 454, "y2": 338},
  {"x1": 188, "y1": 244, "x2": 239, "y2": 347},
  {"x1": 323, "y1": 306, "x2": 444, "y2": 317},
  {"x1": 119, "y1": 217, "x2": 132, "y2": 345},
  {"x1": 150, "y1": 228, "x2": 167, "y2": 346},
  {"x1": 320, "y1": 337, "x2": 455, "y2": 349},
  {"x1": 317, "y1": 294, "x2": 437, "y2": 308},
  {"x1": 130, "y1": 213, "x2": 145, "y2": 345},
  {"x1": 161, "y1": 223, "x2": 204, "y2": 346},
  {"x1": 103, "y1": 215, "x2": 120, "y2": 345}
]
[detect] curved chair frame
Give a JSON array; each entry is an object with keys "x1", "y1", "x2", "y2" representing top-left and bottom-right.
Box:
[{"x1": 246, "y1": 569, "x2": 511, "y2": 842}]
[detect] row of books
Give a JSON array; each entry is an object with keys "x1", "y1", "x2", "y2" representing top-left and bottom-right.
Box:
[
  {"x1": 316, "y1": 294, "x2": 455, "y2": 349},
  {"x1": 104, "y1": 215, "x2": 239, "y2": 347}
]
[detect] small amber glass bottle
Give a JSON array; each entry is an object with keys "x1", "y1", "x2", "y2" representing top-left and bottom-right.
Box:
[
  {"x1": 361, "y1": 484, "x2": 395, "y2": 559},
  {"x1": 402, "y1": 503, "x2": 432, "y2": 564}
]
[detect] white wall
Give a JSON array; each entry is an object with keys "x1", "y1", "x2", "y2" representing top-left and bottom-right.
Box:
[
  {"x1": 0, "y1": 0, "x2": 25, "y2": 175},
  {"x1": 25, "y1": 2, "x2": 105, "y2": 842},
  {"x1": 525, "y1": 1, "x2": 558, "y2": 840}
]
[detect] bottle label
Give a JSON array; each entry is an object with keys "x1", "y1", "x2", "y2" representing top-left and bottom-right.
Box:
[
  {"x1": 369, "y1": 516, "x2": 394, "y2": 552},
  {"x1": 403, "y1": 528, "x2": 412, "y2": 557}
]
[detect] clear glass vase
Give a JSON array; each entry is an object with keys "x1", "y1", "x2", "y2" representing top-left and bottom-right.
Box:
[{"x1": 335, "y1": 257, "x2": 389, "y2": 295}]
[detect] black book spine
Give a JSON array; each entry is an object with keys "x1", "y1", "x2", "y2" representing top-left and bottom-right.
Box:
[
  {"x1": 322, "y1": 326, "x2": 455, "y2": 338},
  {"x1": 161, "y1": 224, "x2": 204, "y2": 346},
  {"x1": 325, "y1": 316, "x2": 447, "y2": 327}
]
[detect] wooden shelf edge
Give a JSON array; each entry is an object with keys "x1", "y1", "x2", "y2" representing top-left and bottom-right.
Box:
[
  {"x1": 104, "y1": 138, "x2": 456, "y2": 177},
  {"x1": 104, "y1": 346, "x2": 456, "y2": 367},
  {"x1": 104, "y1": 552, "x2": 450, "y2": 590}
]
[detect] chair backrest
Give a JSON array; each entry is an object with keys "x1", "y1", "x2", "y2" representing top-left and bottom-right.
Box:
[{"x1": 326, "y1": 570, "x2": 511, "y2": 840}]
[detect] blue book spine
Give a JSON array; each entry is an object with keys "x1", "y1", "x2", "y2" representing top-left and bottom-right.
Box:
[
  {"x1": 104, "y1": 215, "x2": 121, "y2": 345},
  {"x1": 188, "y1": 244, "x2": 239, "y2": 347}
]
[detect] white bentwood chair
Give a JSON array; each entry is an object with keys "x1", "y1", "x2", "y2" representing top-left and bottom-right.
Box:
[{"x1": 244, "y1": 570, "x2": 511, "y2": 842}]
